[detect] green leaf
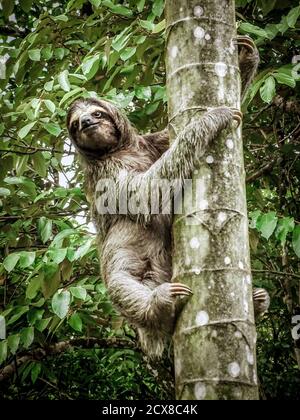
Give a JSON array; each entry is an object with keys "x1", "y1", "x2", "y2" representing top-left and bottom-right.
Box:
[
  {"x1": 120, "y1": 47, "x2": 136, "y2": 61},
  {"x1": 7, "y1": 306, "x2": 29, "y2": 326},
  {"x1": 260, "y1": 76, "x2": 276, "y2": 103},
  {"x1": 239, "y1": 22, "x2": 268, "y2": 38},
  {"x1": 41, "y1": 46, "x2": 53, "y2": 60},
  {"x1": 3, "y1": 253, "x2": 20, "y2": 272},
  {"x1": 19, "y1": 251, "x2": 36, "y2": 269},
  {"x1": 26, "y1": 273, "x2": 43, "y2": 300},
  {"x1": 112, "y1": 28, "x2": 131, "y2": 52},
  {"x1": 250, "y1": 210, "x2": 261, "y2": 229},
  {"x1": 59, "y1": 87, "x2": 85, "y2": 107},
  {"x1": 264, "y1": 23, "x2": 279, "y2": 40},
  {"x1": 102, "y1": 0, "x2": 132, "y2": 17},
  {"x1": 35, "y1": 317, "x2": 51, "y2": 332},
  {"x1": 135, "y1": 86, "x2": 152, "y2": 101},
  {"x1": 44, "y1": 80, "x2": 54, "y2": 91},
  {"x1": 38, "y1": 217, "x2": 53, "y2": 243},
  {"x1": 292, "y1": 225, "x2": 300, "y2": 258},
  {"x1": 0, "y1": 341, "x2": 7, "y2": 364},
  {"x1": 90, "y1": 0, "x2": 101, "y2": 6},
  {"x1": 28, "y1": 49, "x2": 41, "y2": 61},
  {"x1": 50, "y1": 229, "x2": 77, "y2": 248},
  {"x1": 137, "y1": 0, "x2": 145, "y2": 12},
  {"x1": 31, "y1": 362, "x2": 42, "y2": 384},
  {"x1": 47, "y1": 248, "x2": 68, "y2": 264},
  {"x1": 53, "y1": 14, "x2": 68, "y2": 22},
  {"x1": 70, "y1": 286, "x2": 87, "y2": 301},
  {"x1": 274, "y1": 72, "x2": 296, "y2": 88},
  {"x1": 257, "y1": 212, "x2": 278, "y2": 240},
  {"x1": 73, "y1": 238, "x2": 94, "y2": 260},
  {"x1": 32, "y1": 152, "x2": 47, "y2": 177},
  {"x1": 258, "y1": 0, "x2": 276, "y2": 15},
  {"x1": 52, "y1": 290, "x2": 71, "y2": 319},
  {"x1": 18, "y1": 121, "x2": 37, "y2": 139},
  {"x1": 275, "y1": 218, "x2": 295, "y2": 246},
  {"x1": 20, "y1": 327, "x2": 34, "y2": 348},
  {"x1": 152, "y1": 0, "x2": 164, "y2": 17},
  {"x1": 0, "y1": 188, "x2": 10, "y2": 197},
  {"x1": 44, "y1": 99, "x2": 56, "y2": 114},
  {"x1": 27, "y1": 308, "x2": 44, "y2": 325},
  {"x1": 68, "y1": 312, "x2": 82, "y2": 332},
  {"x1": 139, "y1": 20, "x2": 155, "y2": 31},
  {"x1": 58, "y1": 70, "x2": 71, "y2": 92},
  {"x1": 43, "y1": 122, "x2": 62, "y2": 137},
  {"x1": 82, "y1": 54, "x2": 100, "y2": 79},
  {"x1": 15, "y1": 155, "x2": 29, "y2": 176},
  {"x1": 20, "y1": 0, "x2": 33, "y2": 12},
  {"x1": 286, "y1": 6, "x2": 300, "y2": 28},
  {"x1": 153, "y1": 19, "x2": 166, "y2": 33},
  {"x1": 8, "y1": 334, "x2": 20, "y2": 355},
  {"x1": 42, "y1": 263, "x2": 61, "y2": 299}
]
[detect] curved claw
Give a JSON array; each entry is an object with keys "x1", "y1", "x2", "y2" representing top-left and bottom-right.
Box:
[
  {"x1": 170, "y1": 282, "x2": 193, "y2": 297},
  {"x1": 231, "y1": 108, "x2": 243, "y2": 127},
  {"x1": 234, "y1": 35, "x2": 256, "y2": 54}
]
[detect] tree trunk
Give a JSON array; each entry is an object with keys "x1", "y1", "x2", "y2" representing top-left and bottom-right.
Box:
[{"x1": 165, "y1": 0, "x2": 259, "y2": 400}]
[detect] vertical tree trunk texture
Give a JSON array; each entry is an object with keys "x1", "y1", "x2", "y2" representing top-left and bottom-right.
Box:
[{"x1": 165, "y1": 0, "x2": 259, "y2": 400}]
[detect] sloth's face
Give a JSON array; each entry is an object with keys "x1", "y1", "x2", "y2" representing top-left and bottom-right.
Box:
[{"x1": 67, "y1": 101, "x2": 119, "y2": 158}]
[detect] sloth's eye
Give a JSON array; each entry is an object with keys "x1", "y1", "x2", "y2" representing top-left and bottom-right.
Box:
[
  {"x1": 72, "y1": 121, "x2": 79, "y2": 129},
  {"x1": 93, "y1": 111, "x2": 102, "y2": 118}
]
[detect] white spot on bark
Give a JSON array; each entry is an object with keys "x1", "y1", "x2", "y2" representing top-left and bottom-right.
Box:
[
  {"x1": 218, "y1": 212, "x2": 227, "y2": 223},
  {"x1": 185, "y1": 256, "x2": 191, "y2": 266},
  {"x1": 238, "y1": 261, "x2": 244, "y2": 270},
  {"x1": 215, "y1": 62, "x2": 228, "y2": 77},
  {"x1": 230, "y1": 292, "x2": 235, "y2": 298},
  {"x1": 212, "y1": 330, "x2": 217, "y2": 338},
  {"x1": 194, "y1": 26, "x2": 205, "y2": 39},
  {"x1": 244, "y1": 300, "x2": 249, "y2": 314},
  {"x1": 234, "y1": 331, "x2": 242, "y2": 339},
  {"x1": 224, "y1": 171, "x2": 230, "y2": 178},
  {"x1": 176, "y1": 358, "x2": 182, "y2": 376},
  {"x1": 199, "y1": 199, "x2": 208, "y2": 210},
  {"x1": 246, "y1": 345, "x2": 254, "y2": 365},
  {"x1": 224, "y1": 256, "x2": 231, "y2": 265},
  {"x1": 193, "y1": 5, "x2": 204, "y2": 17},
  {"x1": 205, "y1": 33, "x2": 211, "y2": 41},
  {"x1": 194, "y1": 169, "x2": 199, "y2": 175},
  {"x1": 226, "y1": 138, "x2": 234, "y2": 149},
  {"x1": 195, "y1": 311, "x2": 209, "y2": 326},
  {"x1": 190, "y1": 237, "x2": 200, "y2": 249},
  {"x1": 228, "y1": 362, "x2": 240, "y2": 378},
  {"x1": 246, "y1": 274, "x2": 251, "y2": 284},
  {"x1": 171, "y1": 46, "x2": 178, "y2": 58},
  {"x1": 206, "y1": 155, "x2": 214, "y2": 164},
  {"x1": 253, "y1": 370, "x2": 258, "y2": 385},
  {"x1": 194, "y1": 382, "x2": 206, "y2": 400},
  {"x1": 194, "y1": 268, "x2": 201, "y2": 275}
]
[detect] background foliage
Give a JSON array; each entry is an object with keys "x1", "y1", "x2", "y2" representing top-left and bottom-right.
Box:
[{"x1": 0, "y1": 0, "x2": 299, "y2": 399}]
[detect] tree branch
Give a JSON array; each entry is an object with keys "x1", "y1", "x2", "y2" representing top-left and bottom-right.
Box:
[
  {"x1": 0, "y1": 337, "x2": 136, "y2": 382},
  {"x1": 246, "y1": 158, "x2": 281, "y2": 183}
]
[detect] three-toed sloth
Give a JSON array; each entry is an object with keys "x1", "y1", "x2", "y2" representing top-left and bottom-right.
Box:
[{"x1": 67, "y1": 36, "x2": 269, "y2": 359}]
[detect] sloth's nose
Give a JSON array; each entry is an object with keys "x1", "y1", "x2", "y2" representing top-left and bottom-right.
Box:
[{"x1": 80, "y1": 115, "x2": 93, "y2": 129}]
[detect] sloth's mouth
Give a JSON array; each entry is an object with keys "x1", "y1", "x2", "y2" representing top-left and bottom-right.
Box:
[{"x1": 81, "y1": 123, "x2": 99, "y2": 132}]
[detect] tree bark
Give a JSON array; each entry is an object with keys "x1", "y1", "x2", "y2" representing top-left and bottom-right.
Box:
[{"x1": 165, "y1": 0, "x2": 259, "y2": 400}]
